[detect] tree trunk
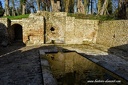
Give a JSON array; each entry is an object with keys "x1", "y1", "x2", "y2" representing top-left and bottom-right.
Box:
[
  {"x1": 22, "y1": 4, "x2": 26, "y2": 15},
  {"x1": 16, "y1": 8, "x2": 19, "y2": 15},
  {"x1": 74, "y1": 0, "x2": 77, "y2": 13},
  {"x1": 50, "y1": 0, "x2": 60, "y2": 12},
  {"x1": 36, "y1": 0, "x2": 40, "y2": 11},
  {"x1": 97, "y1": 0, "x2": 103, "y2": 14},
  {"x1": 108, "y1": 0, "x2": 112, "y2": 14},
  {"x1": 77, "y1": 0, "x2": 85, "y2": 14},
  {"x1": 84, "y1": 0, "x2": 89, "y2": 14},
  {"x1": 126, "y1": 0, "x2": 128, "y2": 19},
  {"x1": 118, "y1": 0, "x2": 127, "y2": 19},
  {"x1": 68, "y1": 0, "x2": 74, "y2": 13},
  {"x1": 63, "y1": 0, "x2": 69, "y2": 12},
  {"x1": 20, "y1": 0, "x2": 26, "y2": 15},
  {"x1": 90, "y1": 0, "x2": 93, "y2": 14},
  {"x1": 12, "y1": 0, "x2": 16, "y2": 16},
  {"x1": 98, "y1": 0, "x2": 109, "y2": 15},
  {"x1": 5, "y1": 0, "x2": 10, "y2": 16}
]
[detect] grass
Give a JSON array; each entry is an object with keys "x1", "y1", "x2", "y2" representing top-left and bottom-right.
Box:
[
  {"x1": 1, "y1": 13, "x2": 116, "y2": 21},
  {"x1": 67, "y1": 13, "x2": 116, "y2": 21},
  {"x1": 2, "y1": 14, "x2": 29, "y2": 20}
]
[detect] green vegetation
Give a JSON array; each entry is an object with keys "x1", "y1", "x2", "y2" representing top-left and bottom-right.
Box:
[
  {"x1": 2, "y1": 14, "x2": 29, "y2": 20},
  {"x1": 2, "y1": 13, "x2": 116, "y2": 21},
  {"x1": 67, "y1": 13, "x2": 116, "y2": 21}
]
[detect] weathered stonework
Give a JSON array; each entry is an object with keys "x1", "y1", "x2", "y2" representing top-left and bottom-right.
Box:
[
  {"x1": 0, "y1": 18, "x2": 10, "y2": 46},
  {"x1": 37, "y1": 11, "x2": 98, "y2": 44},
  {"x1": 44, "y1": 12, "x2": 66, "y2": 44},
  {"x1": 22, "y1": 16, "x2": 44, "y2": 45},
  {"x1": 0, "y1": 11, "x2": 128, "y2": 48},
  {"x1": 96, "y1": 20, "x2": 128, "y2": 47}
]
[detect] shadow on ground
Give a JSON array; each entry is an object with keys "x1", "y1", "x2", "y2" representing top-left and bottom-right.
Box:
[
  {"x1": 0, "y1": 41, "x2": 25, "y2": 55},
  {"x1": 108, "y1": 44, "x2": 128, "y2": 58}
]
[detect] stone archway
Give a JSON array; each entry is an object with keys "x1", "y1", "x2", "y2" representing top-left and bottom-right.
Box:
[{"x1": 10, "y1": 24, "x2": 23, "y2": 42}]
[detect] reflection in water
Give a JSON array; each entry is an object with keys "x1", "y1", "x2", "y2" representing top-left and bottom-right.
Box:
[{"x1": 44, "y1": 52, "x2": 127, "y2": 85}]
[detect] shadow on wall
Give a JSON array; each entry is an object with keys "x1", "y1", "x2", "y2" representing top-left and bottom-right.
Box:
[
  {"x1": 0, "y1": 23, "x2": 8, "y2": 47},
  {"x1": 0, "y1": 23, "x2": 26, "y2": 55}
]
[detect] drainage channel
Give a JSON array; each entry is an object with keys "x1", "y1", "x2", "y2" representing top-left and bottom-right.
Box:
[{"x1": 39, "y1": 48, "x2": 128, "y2": 85}]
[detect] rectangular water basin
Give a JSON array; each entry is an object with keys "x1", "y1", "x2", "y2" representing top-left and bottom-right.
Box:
[{"x1": 41, "y1": 52, "x2": 127, "y2": 85}]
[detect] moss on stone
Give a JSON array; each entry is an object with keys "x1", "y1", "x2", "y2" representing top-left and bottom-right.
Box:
[
  {"x1": 2, "y1": 14, "x2": 29, "y2": 20},
  {"x1": 67, "y1": 13, "x2": 116, "y2": 21}
]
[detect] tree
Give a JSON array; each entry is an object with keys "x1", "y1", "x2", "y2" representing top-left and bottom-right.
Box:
[
  {"x1": 108, "y1": 0, "x2": 112, "y2": 15},
  {"x1": 36, "y1": 0, "x2": 41, "y2": 11},
  {"x1": 5, "y1": 0, "x2": 10, "y2": 16},
  {"x1": 26, "y1": 0, "x2": 37, "y2": 13},
  {"x1": 97, "y1": 0, "x2": 103, "y2": 14},
  {"x1": 68, "y1": 0, "x2": 74, "y2": 13},
  {"x1": 118, "y1": 0, "x2": 127, "y2": 19},
  {"x1": 50, "y1": 0, "x2": 59, "y2": 12},
  {"x1": 63, "y1": 0, "x2": 69, "y2": 12},
  {"x1": 0, "y1": 1, "x2": 4, "y2": 17},
  {"x1": 11, "y1": 0, "x2": 16, "y2": 16},
  {"x1": 84, "y1": 0, "x2": 90, "y2": 14},
  {"x1": 40, "y1": 0, "x2": 51, "y2": 11},
  {"x1": 126, "y1": 0, "x2": 128, "y2": 19},
  {"x1": 20, "y1": 0, "x2": 27, "y2": 15},
  {"x1": 98, "y1": 0, "x2": 110, "y2": 15},
  {"x1": 77, "y1": 0, "x2": 85, "y2": 14}
]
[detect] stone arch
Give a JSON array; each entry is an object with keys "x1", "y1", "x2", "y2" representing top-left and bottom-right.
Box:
[{"x1": 10, "y1": 24, "x2": 23, "y2": 42}]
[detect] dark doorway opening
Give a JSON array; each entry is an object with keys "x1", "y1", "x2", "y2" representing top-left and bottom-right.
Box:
[
  {"x1": 10, "y1": 24, "x2": 25, "y2": 46},
  {"x1": 13, "y1": 24, "x2": 23, "y2": 41}
]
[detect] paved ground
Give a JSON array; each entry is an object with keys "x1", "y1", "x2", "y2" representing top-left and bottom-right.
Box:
[
  {"x1": 0, "y1": 43, "x2": 43, "y2": 85},
  {"x1": 0, "y1": 43, "x2": 128, "y2": 85}
]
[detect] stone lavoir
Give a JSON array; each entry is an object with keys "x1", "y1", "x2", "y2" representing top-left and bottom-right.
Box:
[
  {"x1": 0, "y1": 11, "x2": 98, "y2": 46},
  {"x1": 39, "y1": 47, "x2": 128, "y2": 85},
  {"x1": 0, "y1": 11, "x2": 128, "y2": 85},
  {"x1": 0, "y1": 11, "x2": 128, "y2": 49}
]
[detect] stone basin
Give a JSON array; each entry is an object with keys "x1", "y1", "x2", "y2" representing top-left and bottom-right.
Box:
[{"x1": 39, "y1": 47, "x2": 128, "y2": 85}]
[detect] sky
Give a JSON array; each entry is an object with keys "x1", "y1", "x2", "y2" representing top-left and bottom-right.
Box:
[{"x1": 0, "y1": 0, "x2": 4, "y2": 8}]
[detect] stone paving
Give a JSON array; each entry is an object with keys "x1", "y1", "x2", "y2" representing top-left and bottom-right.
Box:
[{"x1": 0, "y1": 46, "x2": 43, "y2": 85}]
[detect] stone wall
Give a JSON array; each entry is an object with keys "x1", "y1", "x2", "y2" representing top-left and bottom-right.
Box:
[
  {"x1": 11, "y1": 20, "x2": 22, "y2": 25},
  {"x1": 22, "y1": 16, "x2": 44, "y2": 45},
  {"x1": 65, "y1": 17, "x2": 75, "y2": 44},
  {"x1": 1, "y1": 11, "x2": 128, "y2": 47},
  {"x1": 45, "y1": 12, "x2": 66, "y2": 44},
  {"x1": 0, "y1": 18, "x2": 10, "y2": 46},
  {"x1": 96, "y1": 20, "x2": 128, "y2": 48},
  {"x1": 32, "y1": 11, "x2": 99, "y2": 44},
  {"x1": 65, "y1": 17, "x2": 99, "y2": 44}
]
